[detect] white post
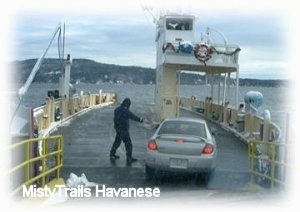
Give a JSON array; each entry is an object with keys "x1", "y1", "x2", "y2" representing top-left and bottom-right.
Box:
[
  {"x1": 227, "y1": 72, "x2": 231, "y2": 104},
  {"x1": 59, "y1": 76, "x2": 64, "y2": 98},
  {"x1": 235, "y1": 65, "x2": 240, "y2": 109},
  {"x1": 217, "y1": 73, "x2": 221, "y2": 105},
  {"x1": 99, "y1": 89, "x2": 102, "y2": 104},
  {"x1": 222, "y1": 73, "x2": 227, "y2": 105},
  {"x1": 63, "y1": 54, "x2": 72, "y2": 99},
  {"x1": 205, "y1": 74, "x2": 208, "y2": 98},
  {"x1": 263, "y1": 110, "x2": 271, "y2": 141},
  {"x1": 210, "y1": 74, "x2": 214, "y2": 100}
]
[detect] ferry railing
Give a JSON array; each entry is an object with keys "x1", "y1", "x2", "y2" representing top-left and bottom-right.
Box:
[
  {"x1": 8, "y1": 135, "x2": 63, "y2": 197},
  {"x1": 7, "y1": 92, "x2": 117, "y2": 198},
  {"x1": 248, "y1": 140, "x2": 292, "y2": 190},
  {"x1": 180, "y1": 96, "x2": 291, "y2": 190},
  {"x1": 180, "y1": 97, "x2": 281, "y2": 142},
  {"x1": 34, "y1": 92, "x2": 117, "y2": 132}
]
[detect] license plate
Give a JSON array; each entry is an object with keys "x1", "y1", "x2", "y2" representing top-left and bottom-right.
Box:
[{"x1": 170, "y1": 158, "x2": 188, "y2": 169}]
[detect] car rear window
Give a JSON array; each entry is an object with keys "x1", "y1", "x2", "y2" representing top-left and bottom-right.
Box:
[{"x1": 158, "y1": 120, "x2": 207, "y2": 138}]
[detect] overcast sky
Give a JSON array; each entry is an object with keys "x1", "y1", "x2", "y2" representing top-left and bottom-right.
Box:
[{"x1": 3, "y1": 0, "x2": 299, "y2": 80}]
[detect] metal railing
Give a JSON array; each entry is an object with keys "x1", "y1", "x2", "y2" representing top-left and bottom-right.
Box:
[
  {"x1": 248, "y1": 140, "x2": 291, "y2": 190},
  {"x1": 8, "y1": 135, "x2": 63, "y2": 196},
  {"x1": 8, "y1": 92, "x2": 117, "y2": 197},
  {"x1": 179, "y1": 97, "x2": 281, "y2": 142},
  {"x1": 180, "y1": 97, "x2": 291, "y2": 190},
  {"x1": 34, "y1": 92, "x2": 117, "y2": 132}
]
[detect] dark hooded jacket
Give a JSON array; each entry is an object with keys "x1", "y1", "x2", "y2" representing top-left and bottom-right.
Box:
[{"x1": 114, "y1": 98, "x2": 141, "y2": 132}]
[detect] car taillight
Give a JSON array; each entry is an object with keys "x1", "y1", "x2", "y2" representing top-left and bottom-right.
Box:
[
  {"x1": 148, "y1": 140, "x2": 158, "y2": 150},
  {"x1": 176, "y1": 139, "x2": 185, "y2": 143},
  {"x1": 202, "y1": 144, "x2": 214, "y2": 154}
]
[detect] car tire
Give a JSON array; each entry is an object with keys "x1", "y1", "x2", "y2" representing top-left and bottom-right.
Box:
[
  {"x1": 196, "y1": 169, "x2": 215, "y2": 185},
  {"x1": 204, "y1": 168, "x2": 215, "y2": 185},
  {"x1": 145, "y1": 165, "x2": 155, "y2": 181}
]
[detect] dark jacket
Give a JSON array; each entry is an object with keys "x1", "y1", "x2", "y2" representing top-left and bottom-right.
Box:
[{"x1": 114, "y1": 98, "x2": 141, "y2": 132}]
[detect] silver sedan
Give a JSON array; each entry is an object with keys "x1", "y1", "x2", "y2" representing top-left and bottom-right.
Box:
[{"x1": 145, "y1": 117, "x2": 217, "y2": 180}]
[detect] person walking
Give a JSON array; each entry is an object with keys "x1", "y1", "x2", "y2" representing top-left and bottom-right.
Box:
[{"x1": 109, "y1": 98, "x2": 144, "y2": 165}]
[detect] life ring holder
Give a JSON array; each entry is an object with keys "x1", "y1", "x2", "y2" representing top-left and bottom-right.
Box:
[{"x1": 194, "y1": 44, "x2": 212, "y2": 65}]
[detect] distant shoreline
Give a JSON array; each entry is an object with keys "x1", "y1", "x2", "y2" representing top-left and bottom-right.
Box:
[{"x1": 10, "y1": 58, "x2": 291, "y2": 87}]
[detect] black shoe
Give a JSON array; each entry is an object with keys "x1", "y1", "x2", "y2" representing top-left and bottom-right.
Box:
[
  {"x1": 110, "y1": 155, "x2": 120, "y2": 159},
  {"x1": 126, "y1": 157, "x2": 138, "y2": 166},
  {"x1": 110, "y1": 155, "x2": 120, "y2": 164},
  {"x1": 131, "y1": 157, "x2": 138, "y2": 162}
]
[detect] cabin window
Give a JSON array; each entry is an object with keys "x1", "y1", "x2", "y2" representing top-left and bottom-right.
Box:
[{"x1": 166, "y1": 18, "x2": 193, "y2": 31}]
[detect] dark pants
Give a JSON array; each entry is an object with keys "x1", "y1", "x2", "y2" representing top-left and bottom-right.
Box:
[{"x1": 110, "y1": 130, "x2": 132, "y2": 159}]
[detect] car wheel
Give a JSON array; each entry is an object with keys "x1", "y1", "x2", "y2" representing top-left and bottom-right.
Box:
[
  {"x1": 196, "y1": 169, "x2": 215, "y2": 185},
  {"x1": 204, "y1": 168, "x2": 215, "y2": 185},
  {"x1": 145, "y1": 165, "x2": 155, "y2": 181}
]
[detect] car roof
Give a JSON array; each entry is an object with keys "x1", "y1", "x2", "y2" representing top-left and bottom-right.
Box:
[{"x1": 163, "y1": 117, "x2": 206, "y2": 124}]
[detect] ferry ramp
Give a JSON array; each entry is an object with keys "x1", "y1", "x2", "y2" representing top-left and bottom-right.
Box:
[{"x1": 52, "y1": 102, "x2": 252, "y2": 193}]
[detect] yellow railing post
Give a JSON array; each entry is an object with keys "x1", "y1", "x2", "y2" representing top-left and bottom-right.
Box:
[
  {"x1": 248, "y1": 141, "x2": 255, "y2": 184},
  {"x1": 56, "y1": 136, "x2": 63, "y2": 179},
  {"x1": 248, "y1": 140, "x2": 290, "y2": 190},
  {"x1": 8, "y1": 135, "x2": 64, "y2": 196},
  {"x1": 25, "y1": 141, "x2": 30, "y2": 185},
  {"x1": 41, "y1": 138, "x2": 46, "y2": 187},
  {"x1": 269, "y1": 144, "x2": 275, "y2": 190}
]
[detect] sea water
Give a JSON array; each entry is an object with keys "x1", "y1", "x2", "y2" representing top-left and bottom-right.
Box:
[{"x1": 12, "y1": 82, "x2": 293, "y2": 139}]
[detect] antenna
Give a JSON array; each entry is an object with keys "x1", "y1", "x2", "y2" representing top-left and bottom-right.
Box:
[{"x1": 141, "y1": 5, "x2": 157, "y2": 26}]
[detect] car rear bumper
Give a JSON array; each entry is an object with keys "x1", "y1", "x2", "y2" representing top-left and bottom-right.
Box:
[{"x1": 145, "y1": 150, "x2": 217, "y2": 173}]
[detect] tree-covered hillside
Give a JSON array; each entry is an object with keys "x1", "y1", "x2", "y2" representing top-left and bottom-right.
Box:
[{"x1": 10, "y1": 58, "x2": 290, "y2": 87}]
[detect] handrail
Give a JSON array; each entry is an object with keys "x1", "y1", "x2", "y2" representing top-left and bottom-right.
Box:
[
  {"x1": 8, "y1": 135, "x2": 63, "y2": 197},
  {"x1": 33, "y1": 92, "x2": 117, "y2": 134},
  {"x1": 179, "y1": 96, "x2": 282, "y2": 142},
  {"x1": 179, "y1": 96, "x2": 291, "y2": 190},
  {"x1": 248, "y1": 140, "x2": 291, "y2": 190},
  {"x1": 9, "y1": 92, "x2": 117, "y2": 197}
]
